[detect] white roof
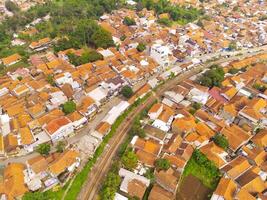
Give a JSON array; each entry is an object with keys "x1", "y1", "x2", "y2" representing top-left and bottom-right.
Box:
[
  {"x1": 87, "y1": 87, "x2": 108, "y2": 103},
  {"x1": 147, "y1": 78, "x2": 158, "y2": 88},
  {"x1": 119, "y1": 168, "x2": 150, "y2": 193},
  {"x1": 98, "y1": 49, "x2": 114, "y2": 58},
  {"x1": 103, "y1": 101, "x2": 130, "y2": 124},
  {"x1": 115, "y1": 193, "x2": 128, "y2": 200}
]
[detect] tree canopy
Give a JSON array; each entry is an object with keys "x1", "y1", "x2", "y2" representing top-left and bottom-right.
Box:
[
  {"x1": 67, "y1": 49, "x2": 103, "y2": 66},
  {"x1": 155, "y1": 158, "x2": 171, "y2": 171},
  {"x1": 137, "y1": 43, "x2": 146, "y2": 52},
  {"x1": 213, "y1": 134, "x2": 229, "y2": 150},
  {"x1": 37, "y1": 143, "x2": 51, "y2": 156},
  {"x1": 121, "y1": 85, "x2": 134, "y2": 98},
  {"x1": 121, "y1": 149, "x2": 138, "y2": 170},
  {"x1": 100, "y1": 172, "x2": 121, "y2": 200},
  {"x1": 62, "y1": 101, "x2": 76, "y2": 114},
  {"x1": 123, "y1": 17, "x2": 136, "y2": 26},
  {"x1": 137, "y1": 0, "x2": 202, "y2": 25},
  {"x1": 198, "y1": 66, "x2": 225, "y2": 88}
]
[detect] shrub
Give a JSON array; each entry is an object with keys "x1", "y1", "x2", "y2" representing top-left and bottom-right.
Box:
[
  {"x1": 213, "y1": 134, "x2": 229, "y2": 150},
  {"x1": 155, "y1": 158, "x2": 170, "y2": 171},
  {"x1": 123, "y1": 17, "x2": 136, "y2": 26},
  {"x1": 137, "y1": 43, "x2": 146, "y2": 52}
]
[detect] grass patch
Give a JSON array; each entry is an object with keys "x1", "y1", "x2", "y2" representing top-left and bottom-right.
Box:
[{"x1": 182, "y1": 150, "x2": 221, "y2": 190}]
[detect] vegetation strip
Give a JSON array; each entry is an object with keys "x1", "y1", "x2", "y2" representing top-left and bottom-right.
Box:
[{"x1": 99, "y1": 99, "x2": 158, "y2": 200}]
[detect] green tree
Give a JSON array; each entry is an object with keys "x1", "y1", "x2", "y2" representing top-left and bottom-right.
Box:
[
  {"x1": 100, "y1": 172, "x2": 121, "y2": 200},
  {"x1": 92, "y1": 28, "x2": 114, "y2": 49},
  {"x1": 213, "y1": 134, "x2": 229, "y2": 150},
  {"x1": 198, "y1": 66, "x2": 225, "y2": 88},
  {"x1": 122, "y1": 149, "x2": 138, "y2": 170},
  {"x1": 56, "y1": 141, "x2": 66, "y2": 153},
  {"x1": 5, "y1": 0, "x2": 19, "y2": 12},
  {"x1": 120, "y1": 35, "x2": 126, "y2": 41},
  {"x1": 155, "y1": 158, "x2": 170, "y2": 171},
  {"x1": 228, "y1": 41, "x2": 237, "y2": 51},
  {"x1": 192, "y1": 102, "x2": 201, "y2": 110},
  {"x1": 137, "y1": 43, "x2": 146, "y2": 52},
  {"x1": 121, "y1": 85, "x2": 133, "y2": 98},
  {"x1": 46, "y1": 74, "x2": 56, "y2": 86},
  {"x1": 17, "y1": 76, "x2": 23, "y2": 81},
  {"x1": 129, "y1": 122, "x2": 146, "y2": 138},
  {"x1": 37, "y1": 143, "x2": 51, "y2": 156},
  {"x1": 123, "y1": 17, "x2": 136, "y2": 26},
  {"x1": 228, "y1": 68, "x2": 239, "y2": 74},
  {"x1": 62, "y1": 100, "x2": 76, "y2": 114},
  {"x1": 253, "y1": 83, "x2": 266, "y2": 93}
]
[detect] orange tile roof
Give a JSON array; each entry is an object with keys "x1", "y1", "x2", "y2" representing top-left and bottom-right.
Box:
[
  {"x1": 148, "y1": 184, "x2": 174, "y2": 200},
  {"x1": 221, "y1": 156, "x2": 251, "y2": 179},
  {"x1": 136, "y1": 149, "x2": 157, "y2": 167},
  {"x1": 28, "y1": 103, "x2": 45, "y2": 117},
  {"x1": 44, "y1": 116, "x2": 72, "y2": 135},
  {"x1": 172, "y1": 116, "x2": 196, "y2": 133},
  {"x1": 195, "y1": 122, "x2": 215, "y2": 138},
  {"x1": 251, "y1": 129, "x2": 267, "y2": 148},
  {"x1": 236, "y1": 188, "x2": 256, "y2": 200},
  {"x1": 214, "y1": 177, "x2": 237, "y2": 200},
  {"x1": 0, "y1": 163, "x2": 28, "y2": 199},
  {"x1": 27, "y1": 155, "x2": 48, "y2": 174},
  {"x1": 1, "y1": 53, "x2": 21, "y2": 66},
  {"x1": 17, "y1": 113, "x2": 32, "y2": 127},
  {"x1": 19, "y1": 126, "x2": 34, "y2": 145},
  {"x1": 37, "y1": 109, "x2": 64, "y2": 126},
  {"x1": 67, "y1": 111, "x2": 84, "y2": 122},
  {"x1": 95, "y1": 121, "x2": 111, "y2": 135},
  {"x1": 200, "y1": 142, "x2": 226, "y2": 168},
  {"x1": 49, "y1": 150, "x2": 79, "y2": 175},
  {"x1": 6, "y1": 103, "x2": 25, "y2": 117}
]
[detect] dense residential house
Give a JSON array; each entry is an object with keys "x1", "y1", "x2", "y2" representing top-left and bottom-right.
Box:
[
  {"x1": 43, "y1": 116, "x2": 74, "y2": 141},
  {"x1": 200, "y1": 142, "x2": 228, "y2": 168},
  {"x1": 148, "y1": 103, "x2": 164, "y2": 120},
  {"x1": 148, "y1": 184, "x2": 174, "y2": 200},
  {"x1": 238, "y1": 98, "x2": 267, "y2": 128},
  {"x1": 48, "y1": 150, "x2": 80, "y2": 177},
  {"x1": 119, "y1": 168, "x2": 150, "y2": 199},
  {"x1": 46, "y1": 91, "x2": 68, "y2": 111},
  {"x1": 155, "y1": 168, "x2": 179, "y2": 194},
  {"x1": 1, "y1": 53, "x2": 22, "y2": 66},
  {"x1": 24, "y1": 155, "x2": 49, "y2": 191},
  {"x1": 152, "y1": 105, "x2": 174, "y2": 132},
  {"x1": 92, "y1": 121, "x2": 111, "y2": 139},
  {"x1": 210, "y1": 177, "x2": 237, "y2": 200},
  {"x1": 67, "y1": 111, "x2": 87, "y2": 130},
  {"x1": 131, "y1": 136, "x2": 162, "y2": 167},
  {"x1": 150, "y1": 43, "x2": 171, "y2": 68},
  {"x1": 0, "y1": 163, "x2": 28, "y2": 200},
  {"x1": 29, "y1": 37, "x2": 51, "y2": 51},
  {"x1": 77, "y1": 96, "x2": 98, "y2": 119},
  {"x1": 0, "y1": 114, "x2": 11, "y2": 136}
]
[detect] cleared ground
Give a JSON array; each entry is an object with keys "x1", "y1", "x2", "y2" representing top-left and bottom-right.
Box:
[{"x1": 176, "y1": 175, "x2": 212, "y2": 200}]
